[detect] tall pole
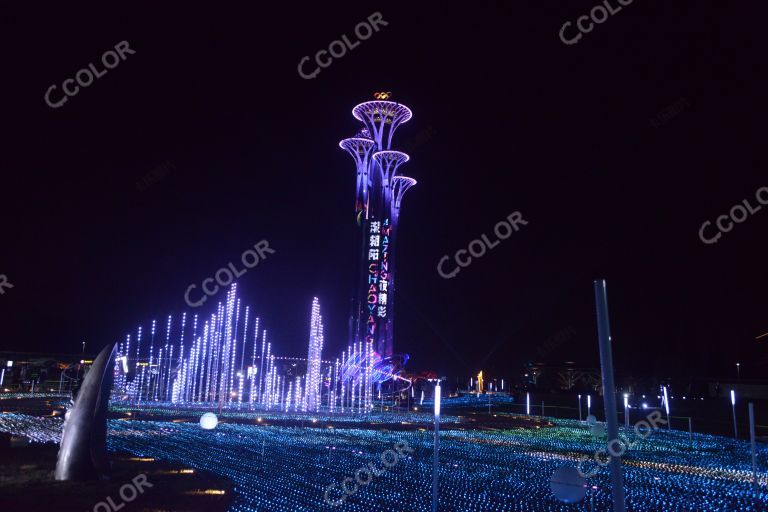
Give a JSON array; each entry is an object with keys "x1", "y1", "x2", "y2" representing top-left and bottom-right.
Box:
[
  {"x1": 593, "y1": 279, "x2": 626, "y2": 512},
  {"x1": 749, "y1": 403, "x2": 757, "y2": 492},
  {"x1": 432, "y1": 381, "x2": 441, "y2": 512},
  {"x1": 731, "y1": 390, "x2": 738, "y2": 438},
  {"x1": 578, "y1": 394, "x2": 582, "y2": 421},
  {"x1": 663, "y1": 386, "x2": 671, "y2": 429}
]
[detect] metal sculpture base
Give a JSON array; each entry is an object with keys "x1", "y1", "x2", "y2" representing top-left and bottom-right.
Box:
[{"x1": 55, "y1": 343, "x2": 116, "y2": 481}]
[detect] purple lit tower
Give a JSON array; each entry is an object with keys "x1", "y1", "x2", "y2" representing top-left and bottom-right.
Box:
[{"x1": 339, "y1": 94, "x2": 417, "y2": 375}]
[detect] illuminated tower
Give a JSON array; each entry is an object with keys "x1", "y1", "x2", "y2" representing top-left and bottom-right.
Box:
[{"x1": 339, "y1": 93, "x2": 417, "y2": 364}]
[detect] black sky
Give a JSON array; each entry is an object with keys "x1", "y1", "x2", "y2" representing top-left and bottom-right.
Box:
[{"x1": 1, "y1": 3, "x2": 767, "y2": 383}]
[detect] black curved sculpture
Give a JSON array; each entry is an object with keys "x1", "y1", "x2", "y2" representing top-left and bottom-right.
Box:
[{"x1": 55, "y1": 342, "x2": 116, "y2": 480}]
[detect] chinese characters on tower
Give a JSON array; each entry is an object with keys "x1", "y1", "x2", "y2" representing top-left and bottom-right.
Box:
[{"x1": 366, "y1": 219, "x2": 391, "y2": 349}]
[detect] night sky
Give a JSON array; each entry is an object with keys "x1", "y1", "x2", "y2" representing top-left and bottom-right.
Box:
[{"x1": 1, "y1": 3, "x2": 766, "y2": 383}]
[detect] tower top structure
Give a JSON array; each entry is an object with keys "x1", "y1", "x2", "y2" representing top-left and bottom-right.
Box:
[{"x1": 352, "y1": 100, "x2": 413, "y2": 150}]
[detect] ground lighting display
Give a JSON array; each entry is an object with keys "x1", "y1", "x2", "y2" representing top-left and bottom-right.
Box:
[{"x1": 0, "y1": 408, "x2": 765, "y2": 511}]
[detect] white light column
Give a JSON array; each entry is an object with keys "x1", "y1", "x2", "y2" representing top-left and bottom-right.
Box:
[
  {"x1": 432, "y1": 381, "x2": 441, "y2": 512},
  {"x1": 623, "y1": 393, "x2": 629, "y2": 427}
]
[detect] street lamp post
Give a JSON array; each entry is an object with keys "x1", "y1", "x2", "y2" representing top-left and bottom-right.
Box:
[
  {"x1": 731, "y1": 390, "x2": 738, "y2": 439},
  {"x1": 736, "y1": 362, "x2": 741, "y2": 380}
]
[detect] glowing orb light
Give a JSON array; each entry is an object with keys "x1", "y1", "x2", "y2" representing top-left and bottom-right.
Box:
[
  {"x1": 550, "y1": 466, "x2": 587, "y2": 503},
  {"x1": 200, "y1": 412, "x2": 218, "y2": 430},
  {"x1": 590, "y1": 422, "x2": 606, "y2": 437}
]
